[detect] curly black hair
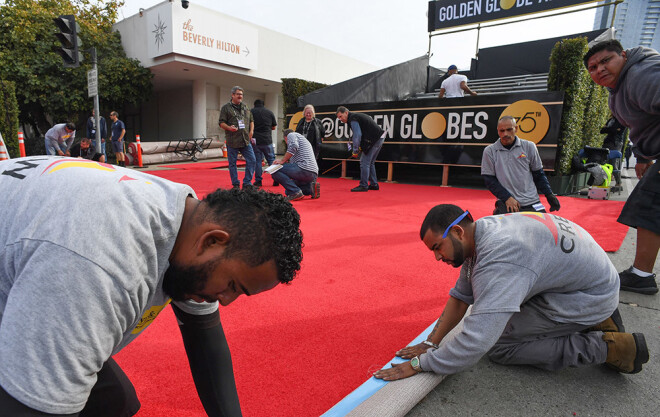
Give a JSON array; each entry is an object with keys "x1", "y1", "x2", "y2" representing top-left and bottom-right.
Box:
[{"x1": 201, "y1": 187, "x2": 303, "y2": 283}]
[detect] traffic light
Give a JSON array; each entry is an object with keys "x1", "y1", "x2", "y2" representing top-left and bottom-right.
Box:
[{"x1": 53, "y1": 15, "x2": 82, "y2": 68}]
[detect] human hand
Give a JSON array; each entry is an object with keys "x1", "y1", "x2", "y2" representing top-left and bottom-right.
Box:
[
  {"x1": 546, "y1": 194, "x2": 560, "y2": 212},
  {"x1": 57, "y1": 150, "x2": 65, "y2": 156},
  {"x1": 250, "y1": 138, "x2": 256, "y2": 145},
  {"x1": 273, "y1": 159, "x2": 283, "y2": 165},
  {"x1": 396, "y1": 343, "x2": 428, "y2": 359},
  {"x1": 505, "y1": 197, "x2": 520, "y2": 212},
  {"x1": 231, "y1": 125, "x2": 239, "y2": 132},
  {"x1": 373, "y1": 361, "x2": 419, "y2": 381},
  {"x1": 635, "y1": 161, "x2": 653, "y2": 179}
]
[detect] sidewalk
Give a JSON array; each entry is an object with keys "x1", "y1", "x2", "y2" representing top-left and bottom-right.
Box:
[{"x1": 405, "y1": 167, "x2": 660, "y2": 417}]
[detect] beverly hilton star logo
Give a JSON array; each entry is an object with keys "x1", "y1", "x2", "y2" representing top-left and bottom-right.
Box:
[{"x1": 152, "y1": 14, "x2": 167, "y2": 50}]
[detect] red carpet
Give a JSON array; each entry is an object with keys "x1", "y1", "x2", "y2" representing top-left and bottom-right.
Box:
[
  {"x1": 115, "y1": 171, "x2": 629, "y2": 417},
  {"x1": 156, "y1": 160, "x2": 245, "y2": 170}
]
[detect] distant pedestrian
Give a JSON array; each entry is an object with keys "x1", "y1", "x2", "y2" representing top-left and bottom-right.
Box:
[
  {"x1": 272, "y1": 129, "x2": 320, "y2": 201},
  {"x1": 336, "y1": 106, "x2": 386, "y2": 192},
  {"x1": 624, "y1": 139, "x2": 633, "y2": 169},
  {"x1": 250, "y1": 99, "x2": 277, "y2": 188},
  {"x1": 438, "y1": 65, "x2": 477, "y2": 98},
  {"x1": 219, "y1": 86, "x2": 256, "y2": 189},
  {"x1": 44, "y1": 123, "x2": 75, "y2": 156},
  {"x1": 109, "y1": 111, "x2": 126, "y2": 167},
  {"x1": 86, "y1": 109, "x2": 107, "y2": 158},
  {"x1": 295, "y1": 104, "x2": 324, "y2": 159},
  {"x1": 69, "y1": 137, "x2": 105, "y2": 162}
]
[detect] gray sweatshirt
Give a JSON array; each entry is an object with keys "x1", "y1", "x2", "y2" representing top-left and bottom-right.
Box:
[{"x1": 608, "y1": 47, "x2": 660, "y2": 161}]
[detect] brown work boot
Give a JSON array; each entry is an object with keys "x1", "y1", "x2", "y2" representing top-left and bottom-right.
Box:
[
  {"x1": 588, "y1": 308, "x2": 625, "y2": 333},
  {"x1": 603, "y1": 332, "x2": 649, "y2": 374}
]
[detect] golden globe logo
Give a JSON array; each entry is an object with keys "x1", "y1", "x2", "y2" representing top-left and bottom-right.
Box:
[{"x1": 500, "y1": 100, "x2": 550, "y2": 144}]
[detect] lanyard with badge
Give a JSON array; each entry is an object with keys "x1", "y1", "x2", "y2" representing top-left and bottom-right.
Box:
[{"x1": 229, "y1": 102, "x2": 245, "y2": 130}]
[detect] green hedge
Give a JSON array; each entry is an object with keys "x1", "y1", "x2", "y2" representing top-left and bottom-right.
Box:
[
  {"x1": 0, "y1": 79, "x2": 19, "y2": 157},
  {"x1": 548, "y1": 37, "x2": 591, "y2": 175},
  {"x1": 582, "y1": 82, "x2": 610, "y2": 148},
  {"x1": 281, "y1": 78, "x2": 328, "y2": 116}
]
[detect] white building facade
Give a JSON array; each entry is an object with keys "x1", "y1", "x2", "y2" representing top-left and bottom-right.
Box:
[{"x1": 113, "y1": 1, "x2": 376, "y2": 149}]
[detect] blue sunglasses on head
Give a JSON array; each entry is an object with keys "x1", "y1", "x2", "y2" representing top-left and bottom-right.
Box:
[{"x1": 442, "y1": 210, "x2": 471, "y2": 238}]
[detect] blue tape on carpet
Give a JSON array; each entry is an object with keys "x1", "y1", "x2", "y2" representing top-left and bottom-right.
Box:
[{"x1": 320, "y1": 322, "x2": 436, "y2": 417}]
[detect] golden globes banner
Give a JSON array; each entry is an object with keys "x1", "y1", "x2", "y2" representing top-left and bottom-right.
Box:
[
  {"x1": 428, "y1": 0, "x2": 598, "y2": 32},
  {"x1": 288, "y1": 91, "x2": 564, "y2": 170}
]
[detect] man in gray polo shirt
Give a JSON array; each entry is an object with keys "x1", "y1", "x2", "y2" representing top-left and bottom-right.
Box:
[
  {"x1": 272, "y1": 129, "x2": 320, "y2": 201},
  {"x1": 482, "y1": 116, "x2": 560, "y2": 214}
]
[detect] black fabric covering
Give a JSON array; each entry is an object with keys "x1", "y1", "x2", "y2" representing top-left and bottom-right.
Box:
[
  {"x1": 297, "y1": 55, "x2": 430, "y2": 107},
  {"x1": 473, "y1": 29, "x2": 606, "y2": 79}
]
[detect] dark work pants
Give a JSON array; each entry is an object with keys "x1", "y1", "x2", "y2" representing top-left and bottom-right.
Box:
[{"x1": 0, "y1": 358, "x2": 140, "y2": 417}]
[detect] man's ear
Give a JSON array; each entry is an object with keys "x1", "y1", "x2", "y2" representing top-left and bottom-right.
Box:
[
  {"x1": 452, "y1": 225, "x2": 465, "y2": 240},
  {"x1": 198, "y1": 229, "x2": 230, "y2": 255}
]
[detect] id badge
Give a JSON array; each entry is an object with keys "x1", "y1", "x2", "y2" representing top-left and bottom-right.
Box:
[
  {"x1": 238, "y1": 119, "x2": 245, "y2": 130},
  {"x1": 532, "y1": 202, "x2": 545, "y2": 212}
]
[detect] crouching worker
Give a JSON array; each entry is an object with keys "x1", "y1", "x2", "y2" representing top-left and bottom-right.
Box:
[
  {"x1": 0, "y1": 156, "x2": 304, "y2": 416},
  {"x1": 374, "y1": 204, "x2": 649, "y2": 382},
  {"x1": 69, "y1": 137, "x2": 106, "y2": 162},
  {"x1": 271, "y1": 129, "x2": 320, "y2": 201}
]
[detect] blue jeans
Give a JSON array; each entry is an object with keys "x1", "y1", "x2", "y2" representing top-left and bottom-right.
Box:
[
  {"x1": 252, "y1": 143, "x2": 275, "y2": 183},
  {"x1": 227, "y1": 145, "x2": 256, "y2": 187},
  {"x1": 45, "y1": 139, "x2": 68, "y2": 155},
  {"x1": 271, "y1": 163, "x2": 316, "y2": 196},
  {"x1": 359, "y1": 136, "x2": 385, "y2": 187}
]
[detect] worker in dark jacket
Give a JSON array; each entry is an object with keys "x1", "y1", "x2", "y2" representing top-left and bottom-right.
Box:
[{"x1": 336, "y1": 106, "x2": 386, "y2": 192}]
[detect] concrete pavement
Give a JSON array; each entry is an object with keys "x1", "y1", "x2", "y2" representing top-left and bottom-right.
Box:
[{"x1": 405, "y1": 167, "x2": 660, "y2": 417}]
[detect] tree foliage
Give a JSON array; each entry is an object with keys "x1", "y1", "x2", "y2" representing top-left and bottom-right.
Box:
[
  {"x1": 0, "y1": 79, "x2": 20, "y2": 156},
  {"x1": 281, "y1": 78, "x2": 328, "y2": 116},
  {"x1": 0, "y1": 0, "x2": 152, "y2": 146}
]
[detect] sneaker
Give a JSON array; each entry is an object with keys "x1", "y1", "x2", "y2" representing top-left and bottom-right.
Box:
[
  {"x1": 587, "y1": 308, "x2": 625, "y2": 333},
  {"x1": 619, "y1": 267, "x2": 658, "y2": 295},
  {"x1": 253, "y1": 181, "x2": 262, "y2": 188},
  {"x1": 287, "y1": 191, "x2": 304, "y2": 201},
  {"x1": 351, "y1": 186, "x2": 369, "y2": 192},
  {"x1": 311, "y1": 181, "x2": 321, "y2": 199},
  {"x1": 368, "y1": 184, "x2": 379, "y2": 191},
  {"x1": 603, "y1": 332, "x2": 649, "y2": 374}
]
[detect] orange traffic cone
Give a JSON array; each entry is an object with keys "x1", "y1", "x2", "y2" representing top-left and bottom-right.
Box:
[
  {"x1": 135, "y1": 134, "x2": 143, "y2": 167},
  {"x1": 0, "y1": 133, "x2": 10, "y2": 161},
  {"x1": 18, "y1": 131, "x2": 26, "y2": 157},
  {"x1": 222, "y1": 142, "x2": 228, "y2": 158}
]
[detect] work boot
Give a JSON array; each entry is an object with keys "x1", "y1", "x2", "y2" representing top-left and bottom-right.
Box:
[
  {"x1": 587, "y1": 308, "x2": 625, "y2": 333},
  {"x1": 603, "y1": 332, "x2": 649, "y2": 374},
  {"x1": 619, "y1": 267, "x2": 658, "y2": 295}
]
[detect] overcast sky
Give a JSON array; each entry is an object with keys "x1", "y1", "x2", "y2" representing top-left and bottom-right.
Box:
[{"x1": 118, "y1": 0, "x2": 599, "y2": 70}]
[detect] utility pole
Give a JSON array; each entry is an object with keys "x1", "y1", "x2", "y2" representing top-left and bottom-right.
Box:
[{"x1": 88, "y1": 48, "x2": 101, "y2": 154}]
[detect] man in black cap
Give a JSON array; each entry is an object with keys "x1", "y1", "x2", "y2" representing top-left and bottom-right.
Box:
[{"x1": 438, "y1": 65, "x2": 477, "y2": 98}]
